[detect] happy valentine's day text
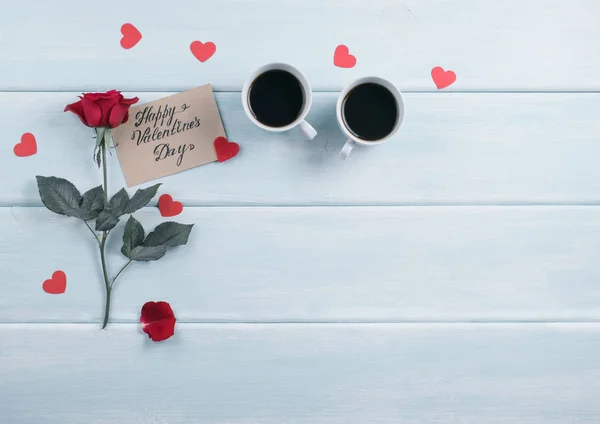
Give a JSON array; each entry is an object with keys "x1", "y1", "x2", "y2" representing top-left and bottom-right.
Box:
[{"x1": 131, "y1": 104, "x2": 197, "y2": 166}]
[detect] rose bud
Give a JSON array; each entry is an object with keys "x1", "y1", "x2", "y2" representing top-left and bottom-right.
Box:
[{"x1": 64, "y1": 90, "x2": 139, "y2": 128}]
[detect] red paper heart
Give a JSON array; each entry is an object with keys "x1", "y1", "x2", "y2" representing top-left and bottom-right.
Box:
[
  {"x1": 43, "y1": 270, "x2": 66, "y2": 294},
  {"x1": 158, "y1": 194, "x2": 183, "y2": 217},
  {"x1": 120, "y1": 23, "x2": 142, "y2": 49},
  {"x1": 334, "y1": 45, "x2": 357, "y2": 68},
  {"x1": 14, "y1": 132, "x2": 37, "y2": 157},
  {"x1": 431, "y1": 66, "x2": 456, "y2": 89},
  {"x1": 190, "y1": 41, "x2": 216, "y2": 62},
  {"x1": 214, "y1": 136, "x2": 239, "y2": 162}
]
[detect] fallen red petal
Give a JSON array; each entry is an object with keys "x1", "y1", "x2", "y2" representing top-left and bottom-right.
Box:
[{"x1": 140, "y1": 301, "x2": 176, "y2": 342}]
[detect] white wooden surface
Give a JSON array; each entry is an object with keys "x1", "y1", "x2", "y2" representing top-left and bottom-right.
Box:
[
  {"x1": 2, "y1": 0, "x2": 599, "y2": 422},
  {"x1": 2, "y1": 0, "x2": 600, "y2": 91},
  {"x1": 2, "y1": 324, "x2": 600, "y2": 424},
  {"x1": 3, "y1": 92, "x2": 600, "y2": 206},
  {"x1": 4, "y1": 206, "x2": 600, "y2": 323}
]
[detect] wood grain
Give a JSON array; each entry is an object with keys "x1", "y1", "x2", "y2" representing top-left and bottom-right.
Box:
[
  {"x1": 2, "y1": 1, "x2": 599, "y2": 91},
  {"x1": 1, "y1": 323, "x2": 599, "y2": 423},
  {"x1": 4, "y1": 206, "x2": 600, "y2": 323},
  {"x1": 4, "y1": 92, "x2": 600, "y2": 206},
  {"x1": 3, "y1": 0, "x2": 599, "y2": 420}
]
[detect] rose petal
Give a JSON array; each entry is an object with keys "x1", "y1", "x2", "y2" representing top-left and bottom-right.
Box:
[
  {"x1": 97, "y1": 99, "x2": 119, "y2": 127},
  {"x1": 108, "y1": 102, "x2": 130, "y2": 128},
  {"x1": 64, "y1": 100, "x2": 89, "y2": 126},
  {"x1": 84, "y1": 90, "x2": 121, "y2": 101},
  {"x1": 120, "y1": 96, "x2": 139, "y2": 105},
  {"x1": 81, "y1": 97, "x2": 102, "y2": 127},
  {"x1": 141, "y1": 301, "x2": 175, "y2": 323},
  {"x1": 140, "y1": 301, "x2": 176, "y2": 342},
  {"x1": 143, "y1": 317, "x2": 176, "y2": 341}
]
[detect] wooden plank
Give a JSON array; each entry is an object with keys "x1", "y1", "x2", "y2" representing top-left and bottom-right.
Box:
[
  {"x1": 3, "y1": 206, "x2": 600, "y2": 323},
  {"x1": 4, "y1": 92, "x2": 600, "y2": 206},
  {"x1": 2, "y1": 1, "x2": 599, "y2": 91},
  {"x1": 1, "y1": 323, "x2": 598, "y2": 423}
]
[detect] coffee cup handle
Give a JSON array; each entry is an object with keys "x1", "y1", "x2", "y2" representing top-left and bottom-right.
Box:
[
  {"x1": 339, "y1": 139, "x2": 355, "y2": 160},
  {"x1": 299, "y1": 120, "x2": 317, "y2": 140}
]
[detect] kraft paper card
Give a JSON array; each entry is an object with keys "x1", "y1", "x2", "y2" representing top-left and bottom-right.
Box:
[{"x1": 112, "y1": 84, "x2": 225, "y2": 186}]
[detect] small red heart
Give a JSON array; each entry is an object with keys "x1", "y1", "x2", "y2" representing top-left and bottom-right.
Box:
[
  {"x1": 43, "y1": 270, "x2": 66, "y2": 294},
  {"x1": 158, "y1": 194, "x2": 183, "y2": 217},
  {"x1": 190, "y1": 41, "x2": 216, "y2": 62},
  {"x1": 431, "y1": 66, "x2": 456, "y2": 89},
  {"x1": 120, "y1": 23, "x2": 142, "y2": 49},
  {"x1": 334, "y1": 45, "x2": 357, "y2": 68},
  {"x1": 14, "y1": 132, "x2": 37, "y2": 157},
  {"x1": 214, "y1": 136, "x2": 239, "y2": 163}
]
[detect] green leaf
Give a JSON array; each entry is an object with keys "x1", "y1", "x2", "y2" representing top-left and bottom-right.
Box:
[
  {"x1": 144, "y1": 222, "x2": 194, "y2": 248},
  {"x1": 95, "y1": 210, "x2": 119, "y2": 231},
  {"x1": 94, "y1": 146, "x2": 101, "y2": 169},
  {"x1": 128, "y1": 245, "x2": 167, "y2": 262},
  {"x1": 36, "y1": 176, "x2": 82, "y2": 216},
  {"x1": 80, "y1": 185, "x2": 104, "y2": 219},
  {"x1": 121, "y1": 216, "x2": 145, "y2": 257},
  {"x1": 63, "y1": 207, "x2": 93, "y2": 220},
  {"x1": 123, "y1": 183, "x2": 161, "y2": 215},
  {"x1": 109, "y1": 188, "x2": 130, "y2": 217},
  {"x1": 95, "y1": 127, "x2": 106, "y2": 148},
  {"x1": 104, "y1": 128, "x2": 113, "y2": 148}
]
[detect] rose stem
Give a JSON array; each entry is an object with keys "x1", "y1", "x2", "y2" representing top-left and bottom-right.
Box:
[
  {"x1": 112, "y1": 259, "x2": 133, "y2": 286},
  {"x1": 98, "y1": 129, "x2": 112, "y2": 329}
]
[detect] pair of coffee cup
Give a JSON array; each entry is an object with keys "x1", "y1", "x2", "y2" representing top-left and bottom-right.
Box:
[{"x1": 242, "y1": 63, "x2": 405, "y2": 159}]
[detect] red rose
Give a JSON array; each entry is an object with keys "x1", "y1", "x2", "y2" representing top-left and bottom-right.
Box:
[
  {"x1": 64, "y1": 90, "x2": 139, "y2": 128},
  {"x1": 140, "y1": 301, "x2": 176, "y2": 342}
]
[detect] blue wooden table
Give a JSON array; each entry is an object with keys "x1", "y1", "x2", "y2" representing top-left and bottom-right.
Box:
[{"x1": 2, "y1": 1, "x2": 600, "y2": 422}]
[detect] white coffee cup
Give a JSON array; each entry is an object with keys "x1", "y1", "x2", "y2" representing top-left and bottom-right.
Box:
[
  {"x1": 242, "y1": 63, "x2": 317, "y2": 139},
  {"x1": 337, "y1": 76, "x2": 405, "y2": 159}
]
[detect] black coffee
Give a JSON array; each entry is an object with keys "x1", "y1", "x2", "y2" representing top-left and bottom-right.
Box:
[
  {"x1": 342, "y1": 83, "x2": 398, "y2": 141},
  {"x1": 248, "y1": 70, "x2": 305, "y2": 128}
]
